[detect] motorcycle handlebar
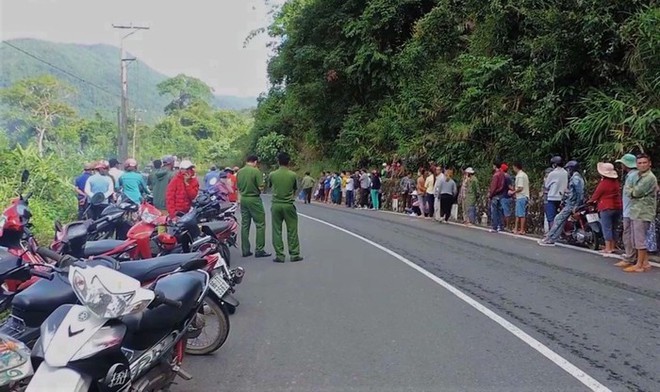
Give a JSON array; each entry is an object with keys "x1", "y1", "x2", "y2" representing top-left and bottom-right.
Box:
[{"x1": 36, "y1": 247, "x2": 64, "y2": 263}]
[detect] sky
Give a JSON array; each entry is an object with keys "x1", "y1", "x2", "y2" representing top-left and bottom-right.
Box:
[{"x1": 0, "y1": 0, "x2": 284, "y2": 97}]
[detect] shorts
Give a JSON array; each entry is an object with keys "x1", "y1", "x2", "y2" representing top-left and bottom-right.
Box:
[
  {"x1": 501, "y1": 198, "x2": 514, "y2": 217},
  {"x1": 631, "y1": 220, "x2": 651, "y2": 250},
  {"x1": 515, "y1": 197, "x2": 528, "y2": 218}
]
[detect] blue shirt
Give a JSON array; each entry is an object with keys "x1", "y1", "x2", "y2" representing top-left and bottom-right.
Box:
[
  {"x1": 565, "y1": 173, "x2": 585, "y2": 207},
  {"x1": 74, "y1": 172, "x2": 91, "y2": 201},
  {"x1": 118, "y1": 171, "x2": 148, "y2": 204}
]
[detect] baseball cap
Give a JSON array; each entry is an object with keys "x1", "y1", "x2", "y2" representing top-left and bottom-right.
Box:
[
  {"x1": 162, "y1": 155, "x2": 175, "y2": 165},
  {"x1": 180, "y1": 160, "x2": 195, "y2": 170},
  {"x1": 465, "y1": 167, "x2": 475, "y2": 174},
  {"x1": 84, "y1": 162, "x2": 94, "y2": 170},
  {"x1": 615, "y1": 153, "x2": 637, "y2": 169},
  {"x1": 95, "y1": 160, "x2": 109, "y2": 169},
  {"x1": 500, "y1": 163, "x2": 509, "y2": 172}
]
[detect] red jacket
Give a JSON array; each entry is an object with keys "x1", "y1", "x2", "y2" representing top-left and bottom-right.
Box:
[
  {"x1": 227, "y1": 173, "x2": 238, "y2": 202},
  {"x1": 166, "y1": 172, "x2": 200, "y2": 217},
  {"x1": 588, "y1": 177, "x2": 622, "y2": 211}
]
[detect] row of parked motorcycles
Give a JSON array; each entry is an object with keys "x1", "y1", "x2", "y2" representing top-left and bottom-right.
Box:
[{"x1": 0, "y1": 170, "x2": 243, "y2": 391}]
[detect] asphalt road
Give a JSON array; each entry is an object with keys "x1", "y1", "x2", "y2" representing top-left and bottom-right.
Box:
[{"x1": 174, "y1": 199, "x2": 660, "y2": 392}]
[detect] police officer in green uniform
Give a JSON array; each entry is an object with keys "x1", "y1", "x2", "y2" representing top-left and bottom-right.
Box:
[
  {"x1": 268, "y1": 152, "x2": 303, "y2": 263},
  {"x1": 236, "y1": 155, "x2": 271, "y2": 258}
]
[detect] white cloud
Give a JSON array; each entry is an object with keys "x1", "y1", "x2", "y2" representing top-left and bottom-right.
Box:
[{"x1": 1, "y1": 0, "x2": 280, "y2": 97}]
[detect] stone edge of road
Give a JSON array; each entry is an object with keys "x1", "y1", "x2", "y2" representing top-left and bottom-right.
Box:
[
  {"x1": 303, "y1": 201, "x2": 660, "y2": 268},
  {"x1": 299, "y1": 212, "x2": 612, "y2": 392}
]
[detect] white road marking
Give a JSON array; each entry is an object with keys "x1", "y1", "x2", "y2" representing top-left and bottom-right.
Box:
[{"x1": 300, "y1": 212, "x2": 612, "y2": 392}]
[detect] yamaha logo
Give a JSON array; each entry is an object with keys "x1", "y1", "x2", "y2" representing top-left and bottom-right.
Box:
[{"x1": 78, "y1": 310, "x2": 90, "y2": 322}]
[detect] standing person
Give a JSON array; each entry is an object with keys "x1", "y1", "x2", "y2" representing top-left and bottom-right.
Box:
[
  {"x1": 84, "y1": 161, "x2": 115, "y2": 202},
  {"x1": 433, "y1": 166, "x2": 445, "y2": 220},
  {"x1": 438, "y1": 168, "x2": 457, "y2": 222},
  {"x1": 74, "y1": 162, "x2": 93, "y2": 219},
  {"x1": 118, "y1": 159, "x2": 149, "y2": 204},
  {"x1": 323, "y1": 173, "x2": 332, "y2": 203},
  {"x1": 399, "y1": 171, "x2": 414, "y2": 212},
  {"x1": 541, "y1": 167, "x2": 553, "y2": 233},
  {"x1": 623, "y1": 154, "x2": 657, "y2": 273},
  {"x1": 488, "y1": 162, "x2": 507, "y2": 232},
  {"x1": 269, "y1": 152, "x2": 303, "y2": 263},
  {"x1": 165, "y1": 160, "x2": 199, "y2": 218},
  {"x1": 416, "y1": 169, "x2": 427, "y2": 215},
  {"x1": 360, "y1": 169, "x2": 371, "y2": 208},
  {"x1": 150, "y1": 156, "x2": 175, "y2": 214},
  {"x1": 464, "y1": 168, "x2": 479, "y2": 225},
  {"x1": 544, "y1": 156, "x2": 568, "y2": 230},
  {"x1": 587, "y1": 162, "x2": 622, "y2": 254},
  {"x1": 370, "y1": 170, "x2": 382, "y2": 210},
  {"x1": 203, "y1": 166, "x2": 220, "y2": 191},
  {"x1": 614, "y1": 154, "x2": 639, "y2": 266},
  {"x1": 512, "y1": 162, "x2": 530, "y2": 235},
  {"x1": 424, "y1": 168, "x2": 436, "y2": 219},
  {"x1": 539, "y1": 160, "x2": 585, "y2": 246},
  {"x1": 237, "y1": 155, "x2": 271, "y2": 258},
  {"x1": 223, "y1": 167, "x2": 239, "y2": 203},
  {"x1": 331, "y1": 172, "x2": 342, "y2": 204},
  {"x1": 346, "y1": 173, "x2": 355, "y2": 208},
  {"x1": 500, "y1": 163, "x2": 514, "y2": 230},
  {"x1": 301, "y1": 172, "x2": 315, "y2": 204},
  {"x1": 108, "y1": 158, "x2": 124, "y2": 191}
]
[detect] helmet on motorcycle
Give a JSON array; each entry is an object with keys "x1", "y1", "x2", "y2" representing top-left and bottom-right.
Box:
[
  {"x1": 566, "y1": 160, "x2": 580, "y2": 173},
  {"x1": 550, "y1": 156, "x2": 563, "y2": 166},
  {"x1": 157, "y1": 233, "x2": 177, "y2": 251},
  {"x1": 124, "y1": 158, "x2": 138, "y2": 169}
]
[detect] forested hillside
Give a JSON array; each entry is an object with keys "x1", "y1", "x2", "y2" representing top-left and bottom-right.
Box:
[
  {"x1": 1, "y1": 38, "x2": 257, "y2": 122},
  {"x1": 251, "y1": 0, "x2": 659, "y2": 173}
]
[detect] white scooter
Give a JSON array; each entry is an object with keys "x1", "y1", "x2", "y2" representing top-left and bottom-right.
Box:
[{"x1": 26, "y1": 258, "x2": 210, "y2": 391}]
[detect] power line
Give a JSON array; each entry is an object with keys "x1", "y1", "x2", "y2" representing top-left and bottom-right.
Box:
[{"x1": 2, "y1": 41, "x2": 124, "y2": 101}]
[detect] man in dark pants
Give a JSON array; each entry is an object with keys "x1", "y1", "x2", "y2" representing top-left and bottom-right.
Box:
[
  {"x1": 74, "y1": 162, "x2": 94, "y2": 219},
  {"x1": 301, "y1": 172, "x2": 315, "y2": 204},
  {"x1": 237, "y1": 155, "x2": 271, "y2": 258},
  {"x1": 268, "y1": 152, "x2": 303, "y2": 263}
]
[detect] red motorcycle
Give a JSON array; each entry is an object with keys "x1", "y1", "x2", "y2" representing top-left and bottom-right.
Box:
[{"x1": 0, "y1": 170, "x2": 50, "y2": 310}]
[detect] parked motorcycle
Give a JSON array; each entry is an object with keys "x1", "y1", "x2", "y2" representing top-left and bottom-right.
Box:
[
  {"x1": 0, "y1": 246, "x2": 236, "y2": 356},
  {"x1": 560, "y1": 203, "x2": 603, "y2": 250},
  {"x1": 25, "y1": 260, "x2": 210, "y2": 391}
]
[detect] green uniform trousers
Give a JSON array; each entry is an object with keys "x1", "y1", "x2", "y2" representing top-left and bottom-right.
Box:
[
  {"x1": 271, "y1": 202, "x2": 300, "y2": 260},
  {"x1": 240, "y1": 196, "x2": 266, "y2": 255}
]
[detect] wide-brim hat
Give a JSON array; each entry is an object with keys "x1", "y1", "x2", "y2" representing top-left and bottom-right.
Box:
[
  {"x1": 597, "y1": 162, "x2": 618, "y2": 179},
  {"x1": 615, "y1": 153, "x2": 637, "y2": 169}
]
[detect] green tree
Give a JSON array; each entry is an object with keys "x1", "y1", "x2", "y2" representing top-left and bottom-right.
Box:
[
  {"x1": 1, "y1": 75, "x2": 76, "y2": 156},
  {"x1": 157, "y1": 74, "x2": 214, "y2": 114},
  {"x1": 256, "y1": 132, "x2": 291, "y2": 167}
]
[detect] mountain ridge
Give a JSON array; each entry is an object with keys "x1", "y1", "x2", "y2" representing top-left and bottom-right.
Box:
[{"x1": 0, "y1": 38, "x2": 257, "y2": 123}]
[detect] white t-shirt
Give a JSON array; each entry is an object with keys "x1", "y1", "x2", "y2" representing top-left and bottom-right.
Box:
[
  {"x1": 346, "y1": 178, "x2": 355, "y2": 191},
  {"x1": 515, "y1": 171, "x2": 530, "y2": 198}
]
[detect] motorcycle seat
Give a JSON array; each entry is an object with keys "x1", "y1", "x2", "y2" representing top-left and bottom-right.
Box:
[
  {"x1": 83, "y1": 239, "x2": 125, "y2": 257},
  {"x1": 119, "y1": 252, "x2": 203, "y2": 283},
  {"x1": 201, "y1": 220, "x2": 232, "y2": 236},
  {"x1": 122, "y1": 270, "x2": 206, "y2": 339}
]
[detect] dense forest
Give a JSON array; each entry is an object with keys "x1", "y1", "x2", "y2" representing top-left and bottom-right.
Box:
[
  {"x1": 0, "y1": 72, "x2": 254, "y2": 241},
  {"x1": 250, "y1": 0, "x2": 659, "y2": 174},
  {"x1": 1, "y1": 39, "x2": 257, "y2": 122}
]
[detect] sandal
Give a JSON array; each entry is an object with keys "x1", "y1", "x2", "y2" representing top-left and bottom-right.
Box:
[
  {"x1": 623, "y1": 265, "x2": 645, "y2": 273},
  {"x1": 614, "y1": 260, "x2": 633, "y2": 267}
]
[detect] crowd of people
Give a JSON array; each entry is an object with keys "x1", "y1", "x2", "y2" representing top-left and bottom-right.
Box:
[
  {"x1": 301, "y1": 154, "x2": 658, "y2": 274},
  {"x1": 74, "y1": 156, "x2": 240, "y2": 220}
]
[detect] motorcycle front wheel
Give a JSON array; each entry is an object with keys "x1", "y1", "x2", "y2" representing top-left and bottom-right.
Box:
[{"x1": 185, "y1": 296, "x2": 230, "y2": 355}]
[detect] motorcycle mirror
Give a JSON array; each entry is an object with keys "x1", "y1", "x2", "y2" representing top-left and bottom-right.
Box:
[{"x1": 20, "y1": 170, "x2": 29, "y2": 184}]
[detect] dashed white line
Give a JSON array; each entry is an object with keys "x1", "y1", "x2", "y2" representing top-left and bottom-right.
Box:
[{"x1": 300, "y1": 212, "x2": 612, "y2": 392}]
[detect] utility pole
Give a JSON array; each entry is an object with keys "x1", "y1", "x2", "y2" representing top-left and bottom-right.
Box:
[
  {"x1": 112, "y1": 23, "x2": 149, "y2": 162},
  {"x1": 131, "y1": 108, "x2": 146, "y2": 158}
]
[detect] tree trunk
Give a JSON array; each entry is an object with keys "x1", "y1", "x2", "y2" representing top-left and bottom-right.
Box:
[{"x1": 36, "y1": 127, "x2": 46, "y2": 157}]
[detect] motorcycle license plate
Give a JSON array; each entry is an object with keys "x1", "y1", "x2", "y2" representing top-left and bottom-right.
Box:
[
  {"x1": 586, "y1": 213, "x2": 599, "y2": 223},
  {"x1": 209, "y1": 274, "x2": 231, "y2": 297}
]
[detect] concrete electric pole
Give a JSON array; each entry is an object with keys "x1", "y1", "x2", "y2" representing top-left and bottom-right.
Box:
[{"x1": 112, "y1": 23, "x2": 149, "y2": 162}]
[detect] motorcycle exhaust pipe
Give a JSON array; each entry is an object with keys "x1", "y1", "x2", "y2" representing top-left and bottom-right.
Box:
[{"x1": 231, "y1": 267, "x2": 245, "y2": 285}]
